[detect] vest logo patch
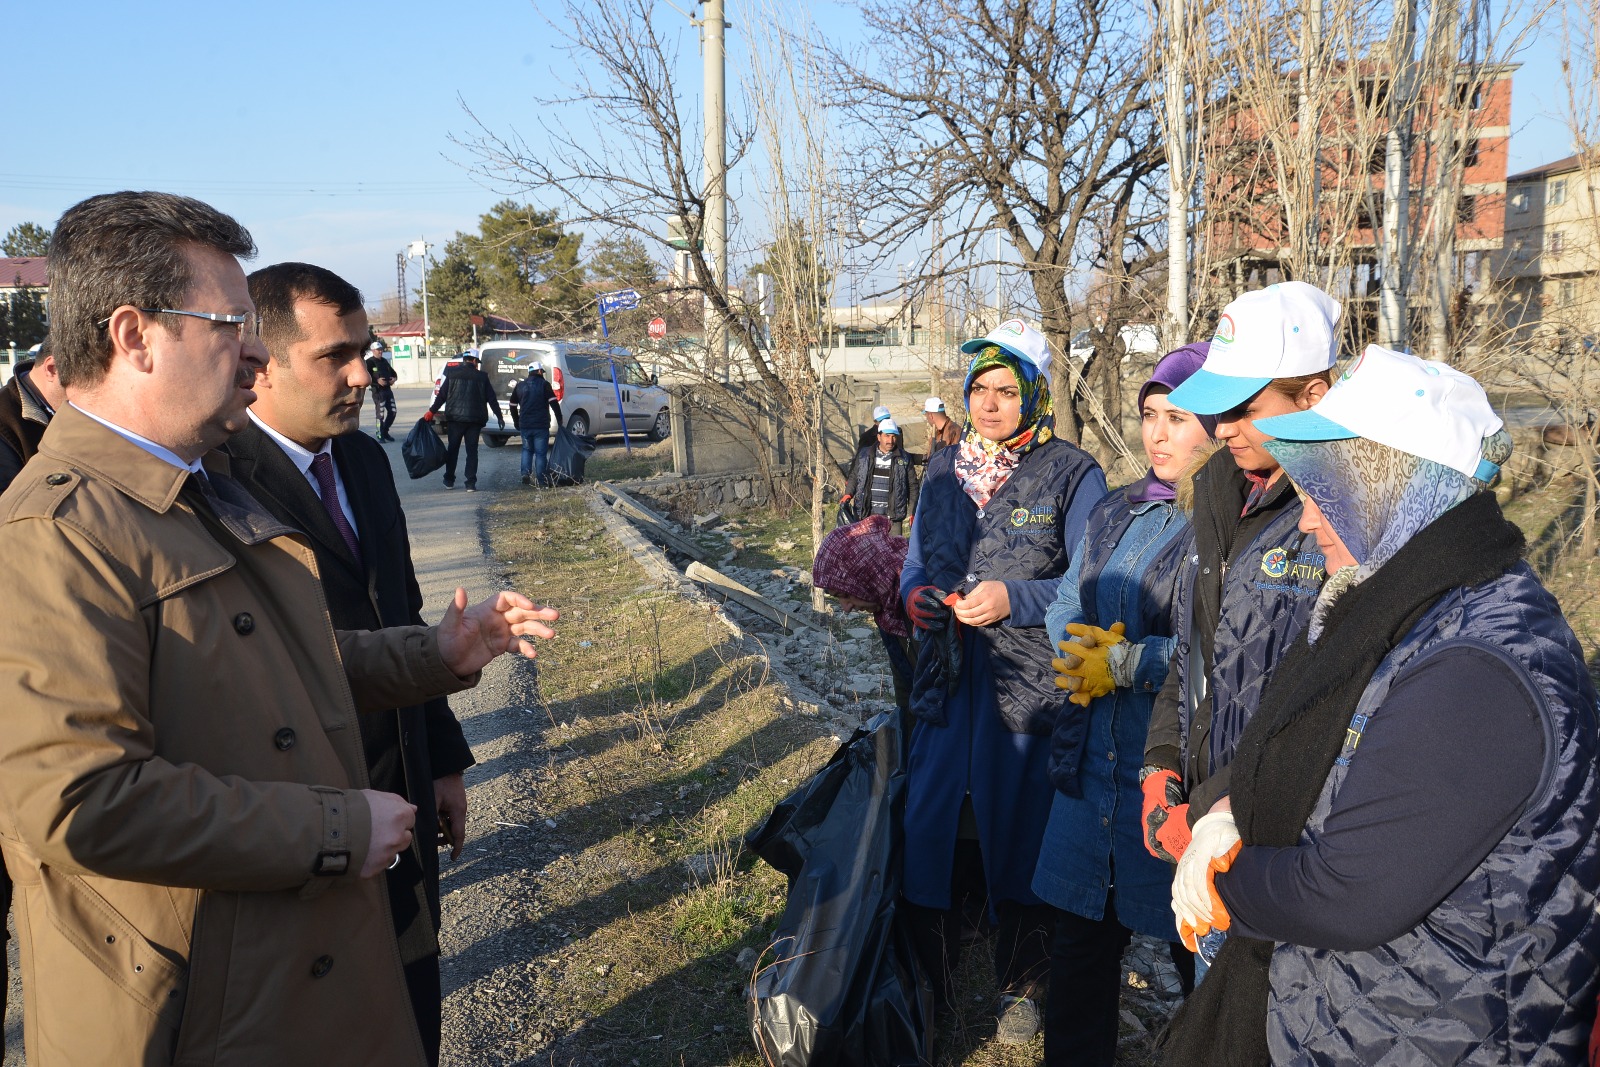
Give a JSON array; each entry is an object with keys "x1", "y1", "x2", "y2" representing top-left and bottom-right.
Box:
[
  {"x1": 1261, "y1": 547, "x2": 1289, "y2": 578},
  {"x1": 1006, "y1": 506, "x2": 1056, "y2": 534},
  {"x1": 1254, "y1": 543, "x2": 1327, "y2": 594}
]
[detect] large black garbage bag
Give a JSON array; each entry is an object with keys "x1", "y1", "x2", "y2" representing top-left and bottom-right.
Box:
[
  {"x1": 745, "y1": 712, "x2": 933, "y2": 1067},
  {"x1": 549, "y1": 426, "x2": 597, "y2": 485},
  {"x1": 401, "y1": 417, "x2": 447, "y2": 480}
]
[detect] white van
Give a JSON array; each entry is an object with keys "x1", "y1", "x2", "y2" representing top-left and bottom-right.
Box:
[{"x1": 478, "y1": 339, "x2": 670, "y2": 442}]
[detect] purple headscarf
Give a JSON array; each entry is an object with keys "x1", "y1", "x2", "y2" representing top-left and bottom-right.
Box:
[{"x1": 1127, "y1": 342, "x2": 1216, "y2": 503}]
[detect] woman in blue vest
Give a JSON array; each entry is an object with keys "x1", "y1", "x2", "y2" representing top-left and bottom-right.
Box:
[
  {"x1": 899, "y1": 320, "x2": 1105, "y2": 1044},
  {"x1": 1032, "y1": 344, "x2": 1215, "y2": 1066},
  {"x1": 1164, "y1": 346, "x2": 1600, "y2": 1065},
  {"x1": 1140, "y1": 283, "x2": 1340, "y2": 868}
]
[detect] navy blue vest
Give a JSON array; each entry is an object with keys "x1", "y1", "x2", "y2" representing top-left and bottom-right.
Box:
[
  {"x1": 1267, "y1": 564, "x2": 1600, "y2": 1063},
  {"x1": 913, "y1": 438, "x2": 1098, "y2": 734},
  {"x1": 1176, "y1": 498, "x2": 1326, "y2": 776}
]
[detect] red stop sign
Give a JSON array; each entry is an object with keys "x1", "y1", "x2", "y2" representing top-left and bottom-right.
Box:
[{"x1": 648, "y1": 317, "x2": 667, "y2": 340}]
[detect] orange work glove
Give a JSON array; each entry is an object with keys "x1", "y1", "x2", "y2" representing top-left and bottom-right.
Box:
[{"x1": 1140, "y1": 767, "x2": 1191, "y2": 863}]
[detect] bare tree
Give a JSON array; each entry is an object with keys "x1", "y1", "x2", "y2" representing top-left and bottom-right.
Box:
[{"x1": 827, "y1": 0, "x2": 1165, "y2": 470}]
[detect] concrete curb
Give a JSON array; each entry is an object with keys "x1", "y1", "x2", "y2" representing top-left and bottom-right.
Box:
[{"x1": 582, "y1": 488, "x2": 841, "y2": 725}]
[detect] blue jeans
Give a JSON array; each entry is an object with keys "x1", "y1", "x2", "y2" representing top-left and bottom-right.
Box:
[{"x1": 521, "y1": 429, "x2": 550, "y2": 485}]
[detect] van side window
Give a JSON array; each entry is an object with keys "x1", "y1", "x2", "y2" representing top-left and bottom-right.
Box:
[{"x1": 566, "y1": 354, "x2": 601, "y2": 380}]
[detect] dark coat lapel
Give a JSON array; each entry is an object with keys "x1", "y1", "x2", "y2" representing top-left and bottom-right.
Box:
[{"x1": 229, "y1": 421, "x2": 364, "y2": 579}]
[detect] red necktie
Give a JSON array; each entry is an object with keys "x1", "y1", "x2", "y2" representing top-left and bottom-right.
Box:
[{"x1": 309, "y1": 452, "x2": 362, "y2": 564}]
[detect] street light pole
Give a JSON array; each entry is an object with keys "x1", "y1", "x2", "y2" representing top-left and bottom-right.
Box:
[{"x1": 408, "y1": 239, "x2": 431, "y2": 358}]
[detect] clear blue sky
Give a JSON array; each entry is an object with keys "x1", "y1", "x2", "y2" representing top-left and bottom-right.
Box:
[{"x1": 1, "y1": 0, "x2": 1576, "y2": 315}]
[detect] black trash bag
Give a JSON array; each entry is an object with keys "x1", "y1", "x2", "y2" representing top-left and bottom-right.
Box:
[
  {"x1": 401, "y1": 417, "x2": 447, "y2": 480},
  {"x1": 549, "y1": 425, "x2": 597, "y2": 486},
  {"x1": 745, "y1": 712, "x2": 933, "y2": 1067},
  {"x1": 834, "y1": 499, "x2": 858, "y2": 529}
]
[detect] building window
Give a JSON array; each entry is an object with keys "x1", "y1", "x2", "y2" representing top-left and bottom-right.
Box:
[
  {"x1": 1456, "y1": 82, "x2": 1484, "y2": 109},
  {"x1": 1551, "y1": 178, "x2": 1568, "y2": 206},
  {"x1": 1512, "y1": 190, "x2": 1529, "y2": 213},
  {"x1": 1456, "y1": 195, "x2": 1477, "y2": 224},
  {"x1": 1513, "y1": 237, "x2": 1528, "y2": 259},
  {"x1": 1551, "y1": 230, "x2": 1566, "y2": 255},
  {"x1": 1463, "y1": 139, "x2": 1481, "y2": 168},
  {"x1": 1561, "y1": 280, "x2": 1577, "y2": 307}
]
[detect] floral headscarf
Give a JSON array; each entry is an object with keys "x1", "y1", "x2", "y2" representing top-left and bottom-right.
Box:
[
  {"x1": 812, "y1": 515, "x2": 911, "y2": 637},
  {"x1": 953, "y1": 345, "x2": 1055, "y2": 507},
  {"x1": 1264, "y1": 428, "x2": 1514, "y2": 643}
]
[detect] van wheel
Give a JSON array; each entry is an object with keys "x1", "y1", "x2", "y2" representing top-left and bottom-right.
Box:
[
  {"x1": 649, "y1": 408, "x2": 671, "y2": 441},
  {"x1": 567, "y1": 412, "x2": 591, "y2": 437}
]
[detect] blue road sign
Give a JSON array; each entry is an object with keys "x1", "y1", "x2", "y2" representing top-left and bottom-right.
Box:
[{"x1": 598, "y1": 288, "x2": 641, "y2": 314}]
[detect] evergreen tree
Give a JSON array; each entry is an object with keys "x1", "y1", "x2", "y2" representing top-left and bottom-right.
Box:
[
  {"x1": 6, "y1": 281, "x2": 47, "y2": 348},
  {"x1": 425, "y1": 236, "x2": 490, "y2": 344},
  {"x1": 587, "y1": 234, "x2": 662, "y2": 292},
  {"x1": 1, "y1": 222, "x2": 49, "y2": 258}
]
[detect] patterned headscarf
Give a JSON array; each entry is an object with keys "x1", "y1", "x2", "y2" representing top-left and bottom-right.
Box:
[
  {"x1": 811, "y1": 515, "x2": 911, "y2": 638},
  {"x1": 953, "y1": 345, "x2": 1055, "y2": 507},
  {"x1": 1265, "y1": 429, "x2": 1514, "y2": 643}
]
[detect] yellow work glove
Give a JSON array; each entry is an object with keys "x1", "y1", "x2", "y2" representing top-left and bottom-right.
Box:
[{"x1": 1052, "y1": 621, "x2": 1126, "y2": 707}]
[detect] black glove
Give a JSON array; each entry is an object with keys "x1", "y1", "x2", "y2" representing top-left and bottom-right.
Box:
[{"x1": 907, "y1": 585, "x2": 954, "y2": 632}]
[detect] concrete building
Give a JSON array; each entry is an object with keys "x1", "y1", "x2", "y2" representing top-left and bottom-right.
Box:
[{"x1": 1489, "y1": 154, "x2": 1600, "y2": 351}]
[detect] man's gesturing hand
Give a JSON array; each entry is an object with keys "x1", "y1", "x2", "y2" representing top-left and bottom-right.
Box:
[
  {"x1": 360, "y1": 789, "x2": 417, "y2": 878},
  {"x1": 437, "y1": 587, "x2": 560, "y2": 677}
]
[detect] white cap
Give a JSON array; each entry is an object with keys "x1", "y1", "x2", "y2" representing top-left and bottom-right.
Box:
[
  {"x1": 1257, "y1": 345, "x2": 1505, "y2": 480},
  {"x1": 960, "y1": 318, "x2": 1051, "y2": 379},
  {"x1": 1167, "y1": 282, "x2": 1342, "y2": 415},
  {"x1": 877, "y1": 418, "x2": 901, "y2": 436},
  {"x1": 923, "y1": 397, "x2": 946, "y2": 413},
  {"x1": 871, "y1": 405, "x2": 891, "y2": 422}
]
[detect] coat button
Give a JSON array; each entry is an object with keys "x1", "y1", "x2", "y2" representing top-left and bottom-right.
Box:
[
  {"x1": 233, "y1": 613, "x2": 255, "y2": 635},
  {"x1": 45, "y1": 472, "x2": 69, "y2": 486},
  {"x1": 274, "y1": 728, "x2": 296, "y2": 751},
  {"x1": 311, "y1": 955, "x2": 334, "y2": 978}
]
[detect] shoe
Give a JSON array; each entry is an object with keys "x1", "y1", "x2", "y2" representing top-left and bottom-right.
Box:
[
  {"x1": 465, "y1": 486, "x2": 477, "y2": 493},
  {"x1": 521, "y1": 475, "x2": 531, "y2": 486},
  {"x1": 444, "y1": 481, "x2": 456, "y2": 490},
  {"x1": 995, "y1": 995, "x2": 1040, "y2": 1045}
]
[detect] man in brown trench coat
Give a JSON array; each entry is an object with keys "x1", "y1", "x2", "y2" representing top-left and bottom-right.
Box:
[{"x1": 0, "y1": 191, "x2": 558, "y2": 1066}]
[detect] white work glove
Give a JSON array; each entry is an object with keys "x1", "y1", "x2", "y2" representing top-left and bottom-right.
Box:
[{"x1": 1171, "y1": 809, "x2": 1241, "y2": 936}]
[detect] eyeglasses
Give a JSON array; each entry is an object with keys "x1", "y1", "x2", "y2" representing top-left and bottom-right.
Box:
[{"x1": 96, "y1": 308, "x2": 263, "y2": 341}]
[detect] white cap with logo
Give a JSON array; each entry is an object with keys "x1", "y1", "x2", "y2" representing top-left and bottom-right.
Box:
[
  {"x1": 872, "y1": 404, "x2": 892, "y2": 423},
  {"x1": 1256, "y1": 345, "x2": 1505, "y2": 481},
  {"x1": 877, "y1": 418, "x2": 901, "y2": 436},
  {"x1": 960, "y1": 318, "x2": 1052, "y2": 379},
  {"x1": 1167, "y1": 281, "x2": 1342, "y2": 415},
  {"x1": 924, "y1": 397, "x2": 946, "y2": 414}
]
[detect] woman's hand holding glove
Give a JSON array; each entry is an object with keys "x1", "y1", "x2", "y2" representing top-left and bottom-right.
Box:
[
  {"x1": 1139, "y1": 767, "x2": 1191, "y2": 863},
  {"x1": 1172, "y1": 809, "x2": 1241, "y2": 952},
  {"x1": 1053, "y1": 621, "x2": 1126, "y2": 707}
]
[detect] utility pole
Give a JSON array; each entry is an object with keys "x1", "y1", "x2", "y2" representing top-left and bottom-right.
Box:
[
  {"x1": 1162, "y1": 0, "x2": 1190, "y2": 347},
  {"x1": 1379, "y1": 0, "x2": 1417, "y2": 349},
  {"x1": 395, "y1": 252, "x2": 407, "y2": 324},
  {"x1": 700, "y1": 0, "x2": 729, "y2": 380},
  {"x1": 994, "y1": 228, "x2": 1003, "y2": 327}
]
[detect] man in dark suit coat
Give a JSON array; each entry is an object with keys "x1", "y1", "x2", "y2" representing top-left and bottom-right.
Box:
[{"x1": 227, "y1": 262, "x2": 475, "y2": 1065}]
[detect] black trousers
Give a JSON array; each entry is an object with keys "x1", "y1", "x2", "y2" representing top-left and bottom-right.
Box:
[
  {"x1": 403, "y1": 954, "x2": 442, "y2": 1066},
  {"x1": 1043, "y1": 895, "x2": 1196, "y2": 1067},
  {"x1": 443, "y1": 423, "x2": 482, "y2": 487},
  {"x1": 372, "y1": 386, "x2": 397, "y2": 437},
  {"x1": 903, "y1": 838, "x2": 1053, "y2": 1009}
]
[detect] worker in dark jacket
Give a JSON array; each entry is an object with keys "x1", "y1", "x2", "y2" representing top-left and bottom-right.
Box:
[
  {"x1": 365, "y1": 340, "x2": 399, "y2": 442},
  {"x1": 228, "y1": 263, "x2": 477, "y2": 1064},
  {"x1": 842, "y1": 417, "x2": 913, "y2": 532},
  {"x1": 426, "y1": 352, "x2": 503, "y2": 491},
  {"x1": 1140, "y1": 283, "x2": 1338, "y2": 873},
  {"x1": 0, "y1": 345, "x2": 64, "y2": 492},
  {"x1": 898, "y1": 319, "x2": 1105, "y2": 1045},
  {"x1": 1163, "y1": 347, "x2": 1600, "y2": 1066},
  {"x1": 510, "y1": 364, "x2": 562, "y2": 487},
  {"x1": 1033, "y1": 344, "x2": 1215, "y2": 1066}
]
